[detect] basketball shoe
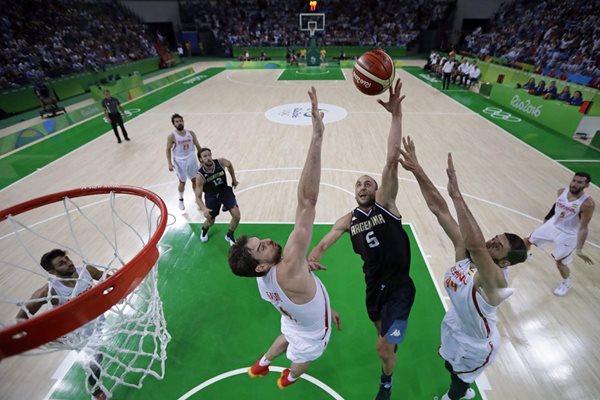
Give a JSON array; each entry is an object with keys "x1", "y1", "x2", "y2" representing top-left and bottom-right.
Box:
[
  {"x1": 277, "y1": 368, "x2": 297, "y2": 389},
  {"x1": 375, "y1": 385, "x2": 391, "y2": 400},
  {"x1": 553, "y1": 279, "x2": 571, "y2": 296},
  {"x1": 178, "y1": 199, "x2": 185, "y2": 211},
  {"x1": 224, "y1": 234, "x2": 235, "y2": 246},
  {"x1": 200, "y1": 230, "x2": 208, "y2": 243},
  {"x1": 441, "y1": 388, "x2": 475, "y2": 400},
  {"x1": 248, "y1": 358, "x2": 269, "y2": 378}
]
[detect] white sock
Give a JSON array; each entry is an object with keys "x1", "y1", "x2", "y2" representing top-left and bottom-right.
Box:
[
  {"x1": 178, "y1": 192, "x2": 184, "y2": 201},
  {"x1": 564, "y1": 278, "x2": 571, "y2": 285},
  {"x1": 258, "y1": 355, "x2": 270, "y2": 367},
  {"x1": 287, "y1": 371, "x2": 298, "y2": 382}
]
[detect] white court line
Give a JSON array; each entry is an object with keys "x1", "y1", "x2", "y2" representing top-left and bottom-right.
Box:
[
  {"x1": 3, "y1": 167, "x2": 598, "y2": 249},
  {"x1": 141, "y1": 111, "x2": 472, "y2": 116},
  {"x1": 43, "y1": 351, "x2": 79, "y2": 400},
  {"x1": 555, "y1": 159, "x2": 600, "y2": 163},
  {"x1": 402, "y1": 70, "x2": 600, "y2": 192},
  {"x1": 225, "y1": 70, "x2": 345, "y2": 89},
  {"x1": 177, "y1": 366, "x2": 344, "y2": 400}
]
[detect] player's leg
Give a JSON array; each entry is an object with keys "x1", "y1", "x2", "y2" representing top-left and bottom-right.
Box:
[
  {"x1": 248, "y1": 334, "x2": 288, "y2": 378},
  {"x1": 200, "y1": 195, "x2": 219, "y2": 242},
  {"x1": 88, "y1": 353, "x2": 107, "y2": 399},
  {"x1": 441, "y1": 361, "x2": 474, "y2": 400},
  {"x1": 116, "y1": 114, "x2": 129, "y2": 140},
  {"x1": 177, "y1": 180, "x2": 186, "y2": 210},
  {"x1": 109, "y1": 115, "x2": 121, "y2": 143},
  {"x1": 221, "y1": 187, "x2": 240, "y2": 245},
  {"x1": 551, "y1": 232, "x2": 576, "y2": 296},
  {"x1": 277, "y1": 361, "x2": 309, "y2": 389},
  {"x1": 374, "y1": 281, "x2": 416, "y2": 400}
]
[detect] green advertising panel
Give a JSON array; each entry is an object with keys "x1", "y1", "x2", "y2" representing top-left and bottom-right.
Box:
[
  {"x1": 0, "y1": 68, "x2": 195, "y2": 156},
  {"x1": 457, "y1": 57, "x2": 600, "y2": 116},
  {"x1": 232, "y1": 46, "x2": 406, "y2": 59},
  {"x1": 490, "y1": 84, "x2": 584, "y2": 137},
  {"x1": 225, "y1": 61, "x2": 287, "y2": 69}
]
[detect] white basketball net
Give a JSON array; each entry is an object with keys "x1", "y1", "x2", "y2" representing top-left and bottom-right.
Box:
[{"x1": 0, "y1": 190, "x2": 171, "y2": 399}]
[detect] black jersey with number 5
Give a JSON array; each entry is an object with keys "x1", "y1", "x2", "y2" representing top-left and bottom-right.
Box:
[
  {"x1": 349, "y1": 203, "x2": 411, "y2": 285},
  {"x1": 199, "y1": 159, "x2": 228, "y2": 195}
]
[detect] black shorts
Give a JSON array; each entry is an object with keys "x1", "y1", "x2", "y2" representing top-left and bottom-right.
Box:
[
  {"x1": 204, "y1": 186, "x2": 237, "y2": 218},
  {"x1": 366, "y1": 278, "x2": 416, "y2": 339}
]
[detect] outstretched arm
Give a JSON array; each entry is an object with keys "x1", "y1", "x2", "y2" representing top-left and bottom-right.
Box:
[
  {"x1": 399, "y1": 137, "x2": 466, "y2": 260},
  {"x1": 194, "y1": 176, "x2": 212, "y2": 219},
  {"x1": 308, "y1": 212, "x2": 352, "y2": 262},
  {"x1": 446, "y1": 153, "x2": 506, "y2": 289},
  {"x1": 576, "y1": 198, "x2": 595, "y2": 264},
  {"x1": 376, "y1": 79, "x2": 405, "y2": 214},
  {"x1": 16, "y1": 285, "x2": 50, "y2": 320},
  {"x1": 219, "y1": 158, "x2": 239, "y2": 188},
  {"x1": 282, "y1": 87, "x2": 325, "y2": 274}
]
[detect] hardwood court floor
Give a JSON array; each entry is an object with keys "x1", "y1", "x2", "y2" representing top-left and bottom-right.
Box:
[{"x1": 0, "y1": 65, "x2": 599, "y2": 400}]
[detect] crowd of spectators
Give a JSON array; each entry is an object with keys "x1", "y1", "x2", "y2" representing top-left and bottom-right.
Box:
[
  {"x1": 181, "y1": 0, "x2": 454, "y2": 49},
  {"x1": 462, "y1": 0, "x2": 599, "y2": 80},
  {"x1": 517, "y1": 77, "x2": 583, "y2": 105},
  {"x1": 0, "y1": 0, "x2": 157, "y2": 89}
]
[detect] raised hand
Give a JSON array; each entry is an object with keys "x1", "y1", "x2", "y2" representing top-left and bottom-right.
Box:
[
  {"x1": 377, "y1": 78, "x2": 405, "y2": 117},
  {"x1": 308, "y1": 86, "x2": 325, "y2": 135},
  {"x1": 308, "y1": 261, "x2": 327, "y2": 271},
  {"x1": 446, "y1": 153, "x2": 461, "y2": 199},
  {"x1": 398, "y1": 136, "x2": 420, "y2": 172}
]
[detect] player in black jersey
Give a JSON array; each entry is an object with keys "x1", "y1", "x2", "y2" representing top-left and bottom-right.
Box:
[
  {"x1": 309, "y1": 79, "x2": 412, "y2": 400},
  {"x1": 195, "y1": 148, "x2": 240, "y2": 246}
]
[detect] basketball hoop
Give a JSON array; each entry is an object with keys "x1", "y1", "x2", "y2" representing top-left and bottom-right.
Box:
[
  {"x1": 299, "y1": 13, "x2": 325, "y2": 37},
  {"x1": 308, "y1": 21, "x2": 317, "y2": 37},
  {"x1": 0, "y1": 186, "x2": 170, "y2": 398}
]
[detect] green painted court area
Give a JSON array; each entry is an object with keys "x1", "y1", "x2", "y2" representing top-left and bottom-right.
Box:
[
  {"x1": 278, "y1": 67, "x2": 346, "y2": 81},
  {"x1": 49, "y1": 223, "x2": 484, "y2": 400}
]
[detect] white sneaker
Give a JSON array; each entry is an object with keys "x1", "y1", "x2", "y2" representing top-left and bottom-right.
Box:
[
  {"x1": 553, "y1": 280, "x2": 571, "y2": 296},
  {"x1": 441, "y1": 388, "x2": 475, "y2": 400},
  {"x1": 178, "y1": 199, "x2": 185, "y2": 211},
  {"x1": 224, "y1": 235, "x2": 235, "y2": 246},
  {"x1": 200, "y1": 231, "x2": 208, "y2": 243}
]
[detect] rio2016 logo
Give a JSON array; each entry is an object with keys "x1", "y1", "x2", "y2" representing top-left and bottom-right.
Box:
[
  {"x1": 103, "y1": 108, "x2": 141, "y2": 123},
  {"x1": 265, "y1": 103, "x2": 347, "y2": 126},
  {"x1": 482, "y1": 107, "x2": 522, "y2": 122}
]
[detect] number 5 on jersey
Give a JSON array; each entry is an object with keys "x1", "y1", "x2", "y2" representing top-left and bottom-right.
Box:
[{"x1": 366, "y1": 231, "x2": 380, "y2": 248}]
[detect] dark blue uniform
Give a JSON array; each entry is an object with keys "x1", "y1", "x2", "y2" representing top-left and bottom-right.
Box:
[
  {"x1": 349, "y1": 202, "x2": 415, "y2": 343},
  {"x1": 198, "y1": 159, "x2": 237, "y2": 218}
]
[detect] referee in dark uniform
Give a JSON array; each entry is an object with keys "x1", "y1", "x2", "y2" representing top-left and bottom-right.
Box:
[
  {"x1": 309, "y1": 79, "x2": 412, "y2": 400},
  {"x1": 102, "y1": 90, "x2": 130, "y2": 143}
]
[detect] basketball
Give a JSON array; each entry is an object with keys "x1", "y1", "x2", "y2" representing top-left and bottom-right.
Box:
[{"x1": 352, "y1": 50, "x2": 395, "y2": 96}]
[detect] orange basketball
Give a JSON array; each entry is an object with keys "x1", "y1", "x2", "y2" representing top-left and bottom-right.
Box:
[{"x1": 352, "y1": 50, "x2": 395, "y2": 96}]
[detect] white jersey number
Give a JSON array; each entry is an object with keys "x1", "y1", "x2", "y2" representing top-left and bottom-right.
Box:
[
  {"x1": 212, "y1": 178, "x2": 223, "y2": 187},
  {"x1": 366, "y1": 231, "x2": 380, "y2": 248}
]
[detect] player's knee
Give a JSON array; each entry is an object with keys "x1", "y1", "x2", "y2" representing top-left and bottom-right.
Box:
[{"x1": 376, "y1": 341, "x2": 396, "y2": 361}]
